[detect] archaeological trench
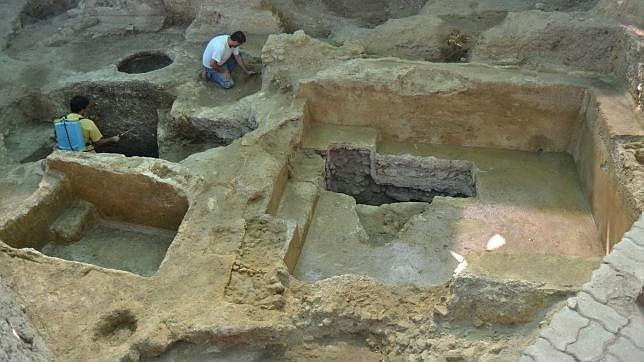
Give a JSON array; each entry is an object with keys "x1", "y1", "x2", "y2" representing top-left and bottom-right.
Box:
[{"x1": 0, "y1": 0, "x2": 643, "y2": 361}]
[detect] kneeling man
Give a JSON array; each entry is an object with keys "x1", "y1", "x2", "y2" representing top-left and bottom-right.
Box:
[{"x1": 202, "y1": 31, "x2": 256, "y2": 89}]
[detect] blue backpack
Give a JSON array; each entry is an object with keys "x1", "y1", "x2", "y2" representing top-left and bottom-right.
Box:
[{"x1": 54, "y1": 117, "x2": 85, "y2": 151}]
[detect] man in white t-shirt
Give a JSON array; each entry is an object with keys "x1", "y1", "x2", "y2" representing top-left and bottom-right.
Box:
[{"x1": 201, "y1": 31, "x2": 256, "y2": 89}]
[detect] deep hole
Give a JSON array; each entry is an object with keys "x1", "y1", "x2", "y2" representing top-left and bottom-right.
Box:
[
  {"x1": 324, "y1": 146, "x2": 477, "y2": 206},
  {"x1": 117, "y1": 51, "x2": 173, "y2": 74},
  {"x1": 61, "y1": 82, "x2": 175, "y2": 158},
  {"x1": 1, "y1": 82, "x2": 174, "y2": 163}
]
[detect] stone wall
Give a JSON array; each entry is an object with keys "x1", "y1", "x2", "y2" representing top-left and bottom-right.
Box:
[
  {"x1": 572, "y1": 89, "x2": 643, "y2": 248},
  {"x1": 521, "y1": 213, "x2": 644, "y2": 361}
]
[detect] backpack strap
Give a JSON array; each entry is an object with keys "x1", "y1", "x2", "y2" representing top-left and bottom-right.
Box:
[{"x1": 61, "y1": 117, "x2": 74, "y2": 150}]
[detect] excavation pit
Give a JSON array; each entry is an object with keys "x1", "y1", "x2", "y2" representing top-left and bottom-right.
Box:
[
  {"x1": 0, "y1": 9, "x2": 642, "y2": 361},
  {"x1": 57, "y1": 82, "x2": 175, "y2": 158},
  {"x1": 117, "y1": 51, "x2": 173, "y2": 74},
  {"x1": 0, "y1": 156, "x2": 188, "y2": 276},
  {"x1": 293, "y1": 139, "x2": 602, "y2": 286},
  {"x1": 325, "y1": 145, "x2": 477, "y2": 205},
  {"x1": 40, "y1": 219, "x2": 176, "y2": 277},
  {"x1": 290, "y1": 67, "x2": 613, "y2": 286}
]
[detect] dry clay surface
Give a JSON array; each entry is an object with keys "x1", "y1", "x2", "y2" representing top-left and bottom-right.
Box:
[{"x1": 0, "y1": 0, "x2": 643, "y2": 361}]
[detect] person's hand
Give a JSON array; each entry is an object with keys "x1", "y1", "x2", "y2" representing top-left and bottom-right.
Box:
[
  {"x1": 111, "y1": 135, "x2": 120, "y2": 143},
  {"x1": 222, "y1": 69, "x2": 231, "y2": 80}
]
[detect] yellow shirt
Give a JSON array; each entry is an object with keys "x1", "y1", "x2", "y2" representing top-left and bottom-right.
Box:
[{"x1": 65, "y1": 113, "x2": 103, "y2": 152}]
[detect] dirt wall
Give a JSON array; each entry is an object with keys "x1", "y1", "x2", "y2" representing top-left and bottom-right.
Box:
[
  {"x1": 299, "y1": 66, "x2": 586, "y2": 153},
  {"x1": 46, "y1": 154, "x2": 189, "y2": 230},
  {"x1": 573, "y1": 92, "x2": 641, "y2": 249},
  {"x1": 0, "y1": 172, "x2": 72, "y2": 249}
]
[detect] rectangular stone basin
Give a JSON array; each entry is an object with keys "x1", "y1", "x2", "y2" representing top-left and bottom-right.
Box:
[
  {"x1": 286, "y1": 62, "x2": 639, "y2": 289},
  {"x1": 291, "y1": 125, "x2": 602, "y2": 287},
  {"x1": 41, "y1": 220, "x2": 175, "y2": 277},
  {"x1": 0, "y1": 153, "x2": 188, "y2": 276}
]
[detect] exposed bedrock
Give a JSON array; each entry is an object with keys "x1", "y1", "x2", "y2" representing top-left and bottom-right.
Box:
[
  {"x1": 472, "y1": 11, "x2": 634, "y2": 74},
  {"x1": 184, "y1": 0, "x2": 281, "y2": 43},
  {"x1": 0, "y1": 281, "x2": 53, "y2": 362},
  {"x1": 321, "y1": 0, "x2": 428, "y2": 28},
  {"x1": 268, "y1": 0, "x2": 427, "y2": 37},
  {"x1": 353, "y1": 15, "x2": 467, "y2": 62}
]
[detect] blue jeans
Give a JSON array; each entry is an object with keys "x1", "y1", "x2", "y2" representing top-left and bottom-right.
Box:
[{"x1": 205, "y1": 56, "x2": 237, "y2": 89}]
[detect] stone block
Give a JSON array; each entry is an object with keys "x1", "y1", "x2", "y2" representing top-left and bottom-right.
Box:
[
  {"x1": 619, "y1": 316, "x2": 644, "y2": 349},
  {"x1": 604, "y1": 252, "x2": 644, "y2": 282},
  {"x1": 624, "y1": 225, "x2": 644, "y2": 248},
  {"x1": 49, "y1": 200, "x2": 98, "y2": 244},
  {"x1": 576, "y1": 292, "x2": 628, "y2": 333},
  {"x1": 583, "y1": 263, "x2": 620, "y2": 303},
  {"x1": 613, "y1": 238, "x2": 644, "y2": 263},
  {"x1": 523, "y1": 338, "x2": 575, "y2": 362},
  {"x1": 372, "y1": 152, "x2": 477, "y2": 197},
  {"x1": 604, "y1": 353, "x2": 622, "y2": 362},
  {"x1": 582, "y1": 263, "x2": 642, "y2": 317},
  {"x1": 606, "y1": 336, "x2": 644, "y2": 362},
  {"x1": 623, "y1": 213, "x2": 644, "y2": 242},
  {"x1": 566, "y1": 321, "x2": 614, "y2": 361},
  {"x1": 540, "y1": 308, "x2": 589, "y2": 351}
]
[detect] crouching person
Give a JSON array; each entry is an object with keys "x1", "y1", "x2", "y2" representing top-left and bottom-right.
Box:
[
  {"x1": 54, "y1": 95, "x2": 119, "y2": 152},
  {"x1": 201, "y1": 31, "x2": 256, "y2": 89}
]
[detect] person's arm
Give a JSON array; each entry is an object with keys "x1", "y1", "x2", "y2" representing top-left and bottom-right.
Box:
[
  {"x1": 86, "y1": 119, "x2": 119, "y2": 146},
  {"x1": 233, "y1": 53, "x2": 256, "y2": 75},
  {"x1": 94, "y1": 135, "x2": 119, "y2": 146},
  {"x1": 210, "y1": 59, "x2": 231, "y2": 79}
]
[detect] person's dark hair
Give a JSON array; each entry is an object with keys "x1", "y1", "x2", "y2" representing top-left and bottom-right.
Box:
[
  {"x1": 230, "y1": 31, "x2": 246, "y2": 44},
  {"x1": 70, "y1": 95, "x2": 89, "y2": 113}
]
